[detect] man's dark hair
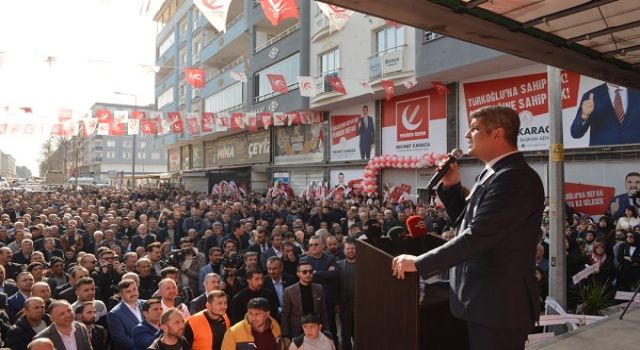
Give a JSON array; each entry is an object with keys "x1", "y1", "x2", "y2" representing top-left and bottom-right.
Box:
[
  {"x1": 266, "y1": 256, "x2": 282, "y2": 266},
  {"x1": 233, "y1": 222, "x2": 243, "y2": 231},
  {"x1": 209, "y1": 247, "x2": 223, "y2": 255},
  {"x1": 160, "y1": 266, "x2": 179, "y2": 278},
  {"x1": 245, "y1": 267, "x2": 263, "y2": 279},
  {"x1": 75, "y1": 300, "x2": 95, "y2": 315},
  {"x1": 223, "y1": 239, "x2": 237, "y2": 249},
  {"x1": 207, "y1": 290, "x2": 227, "y2": 304},
  {"x1": 49, "y1": 256, "x2": 64, "y2": 266},
  {"x1": 246, "y1": 297, "x2": 270, "y2": 312},
  {"x1": 297, "y1": 261, "x2": 313, "y2": 271},
  {"x1": 142, "y1": 298, "x2": 161, "y2": 312},
  {"x1": 74, "y1": 277, "x2": 95, "y2": 290},
  {"x1": 625, "y1": 172, "x2": 640, "y2": 180},
  {"x1": 301, "y1": 313, "x2": 323, "y2": 325},
  {"x1": 180, "y1": 237, "x2": 193, "y2": 244},
  {"x1": 469, "y1": 106, "x2": 520, "y2": 147},
  {"x1": 117, "y1": 279, "x2": 136, "y2": 292}
]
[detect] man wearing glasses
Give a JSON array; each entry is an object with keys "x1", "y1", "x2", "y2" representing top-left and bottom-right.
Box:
[{"x1": 281, "y1": 261, "x2": 329, "y2": 349}]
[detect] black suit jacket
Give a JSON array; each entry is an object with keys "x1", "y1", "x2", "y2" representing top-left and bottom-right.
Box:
[
  {"x1": 417, "y1": 152, "x2": 544, "y2": 330},
  {"x1": 189, "y1": 292, "x2": 207, "y2": 314},
  {"x1": 35, "y1": 321, "x2": 93, "y2": 350}
]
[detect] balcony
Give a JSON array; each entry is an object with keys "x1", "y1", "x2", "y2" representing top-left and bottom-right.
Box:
[
  {"x1": 311, "y1": 69, "x2": 345, "y2": 103},
  {"x1": 254, "y1": 82, "x2": 299, "y2": 104},
  {"x1": 368, "y1": 45, "x2": 411, "y2": 81},
  {"x1": 311, "y1": 11, "x2": 330, "y2": 42},
  {"x1": 179, "y1": 95, "x2": 186, "y2": 106},
  {"x1": 155, "y1": 74, "x2": 176, "y2": 96},
  {"x1": 255, "y1": 22, "x2": 300, "y2": 53},
  {"x1": 200, "y1": 12, "x2": 247, "y2": 63}
]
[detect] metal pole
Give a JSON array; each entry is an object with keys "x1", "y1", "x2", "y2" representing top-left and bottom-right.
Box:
[
  {"x1": 547, "y1": 65, "x2": 567, "y2": 308},
  {"x1": 75, "y1": 136, "x2": 79, "y2": 191}
]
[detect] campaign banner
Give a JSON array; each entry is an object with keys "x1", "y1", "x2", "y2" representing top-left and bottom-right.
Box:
[
  {"x1": 459, "y1": 64, "x2": 640, "y2": 151},
  {"x1": 274, "y1": 123, "x2": 325, "y2": 164},
  {"x1": 330, "y1": 103, "x2": 375, "y2": 161},
  {"x1": 329, "y1": 169, "x2": 365, "y2": 201},
  {"x1": 168, "y1": 148, "x2": 180, "y2": 171},
  {"x1": 181, "y1": 145, "x2": 191, "y2": 170},
  {"x1": 381, "y1": 87, "x2": 447, "y2": 156},
  {"x1": 564, "y1": 183, "x2": 615, "y2": 216}
]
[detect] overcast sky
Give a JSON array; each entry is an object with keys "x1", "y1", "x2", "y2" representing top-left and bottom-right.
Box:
[{"x1": 0, "y1": 0, "x2": 160, "y2": 175}]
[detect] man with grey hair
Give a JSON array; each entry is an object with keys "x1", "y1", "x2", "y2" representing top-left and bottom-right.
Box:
[
  {"x1": 35, "y1": 299, "x2": 92, "y2": 350},
  {"x1": 131, "y1": 224, "x2": 156, "y2": 251},
  {"x1": 27, "y1": 338, "x2": 55, "y2": 350},
  {"x1": 189, "y1": 272, "x2": 222, "y2": 314}
]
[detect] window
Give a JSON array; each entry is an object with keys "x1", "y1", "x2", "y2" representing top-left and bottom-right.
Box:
[
  {"x1": 192, "y1": 9, "x2": 200, "y2": 29},
  {"x1": 320, "y1": 48, "x2": 340, "y2": 92},
  {"x1": 122, "y1": 152, "x2": 131, "y2": 159},
  {"x1": 158, "y1": 33, "x2": 175, "y2": 57},
  {"x1": 106, "y1": 140, "x2": 116, "y2": 147},
  {"x1": 123, "y1": 141, "x2": 132, "y2": 148},
  {"x1": 254, "y1": 53, "x2": 300, "y2": 101},
  {"x1": 179, "y1": 79, "x2": 186, "y2": 105},
  {"x1": 137, "y1": 152, "x2": 146, "y2": 159},
  {"x1": 180, "y1": 20, "x2": 188, "y2": 41},
  {"x1": 158, "y1": 87, "x2": 174, "y2": 109},
  {"x1": 105, "y1": 151, "x2": 116, "y2": 159},
  {"x1": 376, "y1": 26, "x2": 404, "y2": 55},
  {"x1": 138, "y1": 142, "x2": 147, "y2": 149},
  {"x1": 151, "y1": 152, "x2": 161, "y2": 160},
  {"x1": 179, "y1": 48, "x2": 188, "y2": 66},
  {"x1": 192, "y1": 38, "x2": 201, "y2": 62},
  {"x1": 204, "y1": 82, "x2": 244, "y2": 113}
]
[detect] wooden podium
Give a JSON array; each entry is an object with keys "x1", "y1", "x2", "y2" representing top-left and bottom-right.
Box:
[{"x1": 355, "y1": 238, "x2": 468, "y2": 350}]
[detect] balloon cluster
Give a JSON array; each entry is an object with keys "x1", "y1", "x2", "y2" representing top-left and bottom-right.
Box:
[{"x1": 361, "y1": 153, "x2": 448, "y2": 195}]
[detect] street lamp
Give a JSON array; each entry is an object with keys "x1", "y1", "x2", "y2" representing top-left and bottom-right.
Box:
[{"x1": 113, "y1": 91, "x2": 137, "y2": 191}]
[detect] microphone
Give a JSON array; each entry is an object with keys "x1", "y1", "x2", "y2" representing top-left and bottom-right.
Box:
[{"x1": 425, "y1": 148, "x2": 463, "y2": 191}]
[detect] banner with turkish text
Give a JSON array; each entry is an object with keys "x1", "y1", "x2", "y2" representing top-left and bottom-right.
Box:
[{"x1": 330, "y1": 103, "x2": 376, "y2": 161}]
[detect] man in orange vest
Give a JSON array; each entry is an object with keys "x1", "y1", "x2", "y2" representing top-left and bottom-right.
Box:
[{"x1": 184, "y1": 290, "x2": 231, "y2": 350}]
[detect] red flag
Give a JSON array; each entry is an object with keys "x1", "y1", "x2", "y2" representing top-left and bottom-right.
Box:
[
  {"x1": 246, "y1": 113, "x2": 258, "y2": 131},
  {"x1": 431, "y1": 81, "x2": 449, "y2": 95},
  {"x1": 131, "y1": 111, "x2": 145, "y2": 120},
  {"x1": 50, "y1": 123, "x2": 63, "y2": 136},
  {"x1": 201, "y1": 112, "x2": 214, "y2": 132},
  {"x1": 185, "y1": 68, "x2": 206, "y2": 88},
  {"x1": 171, "y1": 118, "x2": 184, "y2": 134},
  {"x1": 267, "y1": 74, "x2": 289, "y2": 94},
  {"x1": 287, "y1": 112, "x2": 301, "y2": 126},
  {"x1": 259, "y1": 112, "x2": 272, "y2": 129},
  {"x1": 230, "y1": 112, "x2": 245, "y2": 130},
  {"x1": 167, "y1": 112, "x2": 181, "y2": 123},
  {"x1": 384, "y1": 19, "x2": 403, "y2": 28},
  {"x1": 381, "y1": 80, "x2": 395, "y2": 101},
  {"x1": 109, "y1": 121, "x2": 125, "y2": 136},
  {"x1": 187, "y1": 115, "x2": 201, "y2": 135},
  {"x1": 59, "y1": 109, "x2": 73, "y2": 122},
  {"x1": 327, "y1": 76, "x2": 347, "y2": 95},
  {"x1": 141, "y1": 118, "x2": 158, "y2": 135},
  {"x1": 96, "y1": 109, "x2": 113, "y2": 123},
  {"x1": 19, "y1": 107, "x2": 32, "y2": 114},
  {"x1": 82, "y1": 118, "x2": 97, "y2": 137},
  {"x1": 259, "y1": 0, "x2": 298, "y2": 26}
]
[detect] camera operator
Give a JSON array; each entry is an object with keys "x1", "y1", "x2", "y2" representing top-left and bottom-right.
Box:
[
  {"x1": 177, "y1": 237, "x2": 206, "y2": 304},
  {"x1": 91, "y1": 248, "x2": 123, "y2": 304},
  {"x1": 221, "y1": 251, "x2": 246, "y2": 299}
]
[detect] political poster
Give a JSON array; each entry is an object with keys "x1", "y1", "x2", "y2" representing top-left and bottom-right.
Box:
[
  {"x1": 274, "y1": 123, "x2": 325, "y2": 164},
  {"x1": 330, "y1": 103, "x2": 375, "y2": 161}
]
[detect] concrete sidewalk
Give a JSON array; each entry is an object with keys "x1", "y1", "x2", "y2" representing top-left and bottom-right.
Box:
[{"x1": 528, "y1": 305, "x2": 640, "y2": 349}]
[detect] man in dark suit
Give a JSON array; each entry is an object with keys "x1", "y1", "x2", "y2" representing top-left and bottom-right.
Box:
[
  {"x1": 190, "y1": 272, "x2": 222, "y2": 314},
  {"x1": 393, "y1": 106, "x2": 545, "y2": 350},
  {"x1": 608, "y1": 172, "x2": 640, "y2": 222},
  {"x1": 6, "y1": 297, "x2": 51, "y2": 350},
  {"x1": 132, "y1": 299, "x2": 163, "y2": 350},
  {"x1": 357, "y1": 105, "x2": 375, "y2": 159},
  {"x1": 571, "y1": 82, "x2": 640, "y2": 146},
  {"x1": 0, "y1": 265, "x2": 18, "y2": 297},
  {"x1": 76, "y1": 300, "x2": 109, "y2": 350},
  {"x1": 263, "y1": 256, "x2": 293, "y2": 316},
  {"x1": 7, "y1": 271, "x2": 34, "y2": 322},
  {"x1": 281, "y1": 261, "x2": 329, "y2": 348},
  {"x1": 34, "y1": 300, "x2": 93, "y2": 350},
  {"x1": 107, "y1": 279, "x2": 145, "y2": 350}
]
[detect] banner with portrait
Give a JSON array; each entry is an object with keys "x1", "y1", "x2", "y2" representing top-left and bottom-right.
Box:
[
  {"x1": 329, "y1": 169, "x2": 365, "y2": 201},
  {"x1": 274, "y1": 123, "x2": 325, "y2": 164},
  {"x1": 330, "y1": 103, "x2": 376, "y2": 161}
]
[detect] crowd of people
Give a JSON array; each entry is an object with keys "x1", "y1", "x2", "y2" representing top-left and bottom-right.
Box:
[{"x1": 0, "y1": 182, "x2": 635, "y2": 350}]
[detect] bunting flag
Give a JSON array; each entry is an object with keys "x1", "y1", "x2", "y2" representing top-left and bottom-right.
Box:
[
  {"x1": 149, "y1": 111, "x2": 163, "y2": 121},
  {"x1": 297, "y1": 76, "x2": 317, "y2": 97},
  {"x1": 171, "y1": 117, "x2": 184, "y2": 134},
  {"x1": 273, "y1": 112, "x2": 287, "y2": 126},
  {"x1": 309, "y1": 111, "x2": 323, "y2": 123},
  {"x1": 267, "y1": 74, "x2": 289, "y2": 94},
  {"x1": 193, "y1": 0, "x2": 233, "y2": 32},
  {"x1": 259, "y1": 112, "x2": 272, "y2": 130},
  {"x1": 230, "y1": 71, "x2": 247, "y2": 83},
  {"x1": 215, "y1": 112, "x2": 229, "y2": 132},
  {"x1": 245, "y1": 113, "x2": 258, "y2": 131},
  {"x1": 201, "y1": 112, "x2": 215, "y2": 132},
  {"x1": 160, "y1": 117, "x2": 172, "y2": 135},
  {"x1": 96, "y1": 109, "x2": 113, "y2": 123},
  {"x1": 381, "y1": 80, "x2": 395, "y2": 101},
  {"x1": 58, "y1": 109, "x2": 73, "y2": 122},
  {"x1": 128, "y1": 119, "x2": 140, "y2": 135},
  {"x1": 109, "y1": 121, "x2": 126, "y2": 136},
  {"x1": 82, "y1": 118, "x2": 97, "y2": 136},
  {"x1": 317, "y1": 3, "x2": 353, "y2": 31},
  {"x1": 186, "y1": 113, "x2": 201, "y2": 135},
  {"x1": 114, "y1": 110, "x2": 129, "y2": 124},
  {"x1": 287, "y1": 112, "x2": 301, "y2": 126},
  {"x1": 185, "y1": 68, "x2": 206, "y2": 88},
  {"x1": 327, "y1": 76, "x2": 347, "y2": 95},
  {"x1": 360, "y1": 81, "x2": 375, "y2": 94},
  {"x1": 0, "y1": 124, "x2": 7, "y2": 135},
  {"x1": 431, "y1": 81, "x2": 450, "y2": 95},
  {"x1": 50, "y1": 123, "x2": 64, "y2": 136},
  {"x1": 230, "y1": 112, "x2": 246, "y2": 130},
  {"x1": 300, "y1": 111, "x2": 310, "y2": 124},
  {"x1": 131, "y1": 111, "x2": 146, "y2": 120},
  {"x1": 384, "y1": 19, "x2": 403, "y2": 28},
  {"x1": 403, "y1": 78, "x2": 418, "y2": 90},
  {"x1": 167, "y1": 112, "x2": 181, "y2": 124},
  {"x1": 97, "y1": 123, "x2": 110, "y2": 136},
  {"x1": 259, "y1": 0, "x2": 299, "y2": 26},
  {"x1": 141, "y1": 118, "x2": 158, "y2": 135}
]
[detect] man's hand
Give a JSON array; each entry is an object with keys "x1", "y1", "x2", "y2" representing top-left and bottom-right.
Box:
[
  {"x1": 581, "y1": 93, "x2": 595, "y2": 120},
  {"x1": 391, "y1": 254, "x2": 417, "y2": 280},
  {"x1": 439, "y1": 160, "x2": 460, "y2": 189}
]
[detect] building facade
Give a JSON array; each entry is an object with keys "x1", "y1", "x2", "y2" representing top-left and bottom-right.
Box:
[{"x1": 0, "y1": 152, "x2": 16, "y2": 178}]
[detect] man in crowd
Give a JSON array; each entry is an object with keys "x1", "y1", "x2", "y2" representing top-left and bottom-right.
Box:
[
  {"x1": 136, "y1": 257, "x2": 159, "y2": 300},
  {"x1": 199, "y1": 247, "x2": 224, "y2": 294},
  {"x1": 263, "y1": 256, "x2": 293, "y2": 316},
  {"x1": 147, "y1": 308, "x2": 189, "y2": 350},
  {"x1": 6, "y1": 296, "x2": 50, "y2": 350},
  {"x1": 289, "y1": 313, "x2": 335, "y2": 350},
  {"x1": 221, "y1": 297, "x2": 282, "y2": 350},
  {"x1": 8, "y1": 271, "x2": 34, "y2": 322},
  {"x1": 190, "y1": 272, "x2": 222, "y2": 314},
  {"x1": 132, "y1": 298, "x2": 163, "y2": 350},
  {"x1": 71, "y1": 277, "x2": 108, "y2": 323},
  {"x1": 230, "y1": 268, "x2": 278, "y2": 324},
  {"x1": 158, "y1": 278, "x2": 190, "y2": 318},
  {"x1": 34, "y1": 300, "x2": 93, "y2": 350},
  {"x1": 337, "y1": 240, "x2": 356, "y2": 350},
  {"x1": 185, "y1": 290, "x2": 230, "y2": 350},
  {"x1": 107, "y1": 279, "x2": 144, "y2": 350},
  {"x1": 75, "y1": 300, "x2": 109, "y2": 350}
]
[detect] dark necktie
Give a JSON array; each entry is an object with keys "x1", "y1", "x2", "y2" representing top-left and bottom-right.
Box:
[{"x1": 477, "y1": 168, "x2": 489, "y2": 184}]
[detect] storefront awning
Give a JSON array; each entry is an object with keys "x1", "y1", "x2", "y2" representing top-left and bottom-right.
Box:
[{"x1": 321, "y1": 0, "x2": 640, "y2": 89}]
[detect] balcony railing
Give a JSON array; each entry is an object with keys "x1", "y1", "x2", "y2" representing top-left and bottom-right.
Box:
[
  {"x1": 205, "y1": 56, "x2": 246, "y2": 82},
  {"x1": 368, "y1": 45, "x2": 407, "y2": 80},
  {"x1": 312, "y1": 11, "x2": 329, "y2": 39},
  {"x1": 203, "y1": 12, "x2": 245, "y2": 48},
  {"x1": 179, "y1": 95, "x2": 186, "y2": 105},
  {"x1": 254, "y1": 82, "x2": 299, "y2": 103},
  {"x1": 255, "y1": 23, "x2": 301, "y2": 53},
  {"x1": 313, "y1": 69, "x2": 341, "y2": 95}
]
